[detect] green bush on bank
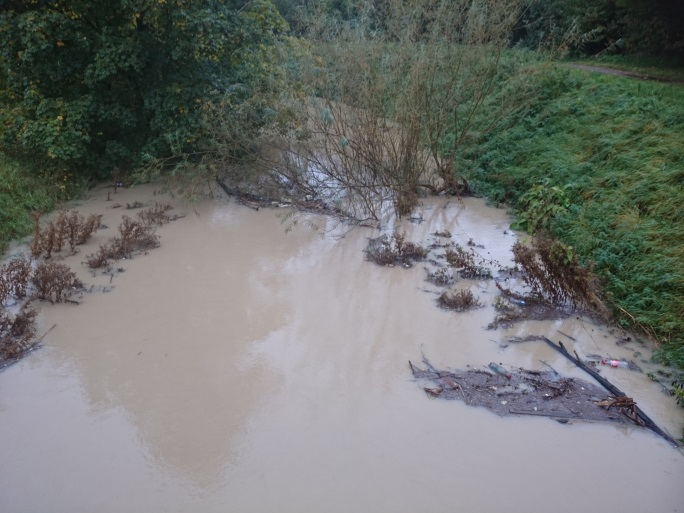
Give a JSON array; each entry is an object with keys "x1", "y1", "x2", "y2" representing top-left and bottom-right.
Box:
[{"x1": 461, "y1": 63, "x2": 684, "y2": 367}]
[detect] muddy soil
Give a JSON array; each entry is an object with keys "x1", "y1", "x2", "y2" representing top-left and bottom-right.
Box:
[{"x1": 0, "y1": 185, "x2": 682, "y2": 513}]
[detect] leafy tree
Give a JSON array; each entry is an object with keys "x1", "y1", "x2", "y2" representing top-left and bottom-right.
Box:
[
  {"x1": 0, "y1": 0, "x2": 287, "y2": 180},
  {"x1": 514, "y1": 0, "x2": 684, "y2": 59},
  {"x1": 272, "y1": 0, "x2": 355, "y2": 31}
]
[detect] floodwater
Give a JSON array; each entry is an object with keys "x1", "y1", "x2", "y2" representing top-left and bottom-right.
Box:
[{"x1": 1, "y1": 185, "x2": 682, "y2": 513}]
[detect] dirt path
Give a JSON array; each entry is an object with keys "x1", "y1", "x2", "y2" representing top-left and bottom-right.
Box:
[{"x1": 564, "y1": 63, "x2": 684, "y2": 85}]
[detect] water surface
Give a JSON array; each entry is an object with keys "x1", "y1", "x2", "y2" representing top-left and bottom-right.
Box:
[{"x1": 1, "y1": 186, "x2": 682, "y2": 513}]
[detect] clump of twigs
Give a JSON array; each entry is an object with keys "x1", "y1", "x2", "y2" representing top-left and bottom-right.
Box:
[
  {"x1": 86, "y1": 216, "x2": 160, "y2": 268},
  {"x1": 126, "y1": 201, "x2": 145, "y2": 209},
  {"x1": 366, "y1": 230, "x2": 428, "y2": 267},
  {"x1": 0, "y1": 257, "x2": 32, "y2": 303},
  {"x1": 137, "y1": 202, "x2": 174, "y2": 226},
  {"x1": 30, "y1": 210, "x2": 101, "y2": 258},
  {"x1": 31, "y1": 262, "x2": 83, "y2": 304},
  {"x1": 445, "y1": 247, "x2": 492, "y2": 279},
  {"x1": 437, "y1": 289, "x2": 483, "y2": 311},
  {"x1": 504, "y1": 238, "x2": 605, "y2": 313}
]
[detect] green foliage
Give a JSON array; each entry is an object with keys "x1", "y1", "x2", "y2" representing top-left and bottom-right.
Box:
[
  {"x1": 672, "y1": 378, "x2": 684, "y2": 406},
  {"x1": 461, "y1": 63, "x2": 684, "y2": 366},
  {"x1": 514, "y1": 180, "x2": 570, "y2": 233},
  {"x1": 0, "y1": 0, "x2": 287, "y2": 180},
  {"x1": 0, "y1": 154, "x2": 63, "y2": 253},
  {"x1": 515, "y1": 0, "x2": 684, "y2": 60}
]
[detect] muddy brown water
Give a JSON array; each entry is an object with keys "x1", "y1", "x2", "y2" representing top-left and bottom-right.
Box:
[{"x1": 1, "y1": 185, "x2": 683, "y2": 513}]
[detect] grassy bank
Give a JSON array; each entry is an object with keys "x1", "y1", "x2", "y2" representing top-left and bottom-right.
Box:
[{"x1": 460, "y1": 62, "x2": 684, "y2": 367}]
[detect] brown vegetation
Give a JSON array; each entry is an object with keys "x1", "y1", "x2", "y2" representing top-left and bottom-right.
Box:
[
  {"x1": 0, "y1": 257, "x2": 32, "y2": 303},
  {"x1": 30, "y1": 210, "x2": 101, "y2": 258},
  {"x1": 85, "y1": 204, "x2": 173, "y2": 269},
  {"x1": 31, "y1": 262, "x2": 83, "y2": 304},
  {"x1": 1, "y1": 256, "x2": 81, "y2": 364},
  {"x1": 0, "y1": 306, "x2": 38, "y2": 361},
  {"x1": 86, "y1": 215, "x2": 160, "y2": 269},
  {"x1": 506, "y1": 238, "x2": 606, "y2": 314},
  {"x1": 425, "y1": 266, "x2": 454, "y2": 286},
  {"x1": 137, "y1": 202, "x2": 174, "y2": 225},
  {"x1": 445, "y1": 247, "x2": 493, "y2": 279},
  {"x1": 365, "y1": 230, "x2": 428, "y2": 267},
  {"x1": 437, "y1": 289, "x2": 483, "y2": 311},
  {"x1": 2, "y1": 202, "x2": 178, "y2": 367}
]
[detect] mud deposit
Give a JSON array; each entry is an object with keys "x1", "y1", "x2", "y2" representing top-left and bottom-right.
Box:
[{"x1": 1, "y1": 185, "x2": 683, "y2": 513}]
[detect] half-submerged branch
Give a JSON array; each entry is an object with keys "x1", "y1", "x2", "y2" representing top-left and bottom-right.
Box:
[{"x1": 541, "y1": 336, "x2": 679, "y2": 447}]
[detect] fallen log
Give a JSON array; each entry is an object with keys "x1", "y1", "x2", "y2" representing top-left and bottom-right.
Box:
[{"x1": 541, "y1": 336, "x2": 679, "y2": 447}]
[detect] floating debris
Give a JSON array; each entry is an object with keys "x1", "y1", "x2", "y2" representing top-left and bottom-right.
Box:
[{"x1": 410, "y1": 358, "x2": 628, "y2": 423}]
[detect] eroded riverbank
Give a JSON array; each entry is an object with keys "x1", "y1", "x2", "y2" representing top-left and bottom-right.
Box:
[{"x1": 1, "y1": 185, "x2": 682, "y2": 513}]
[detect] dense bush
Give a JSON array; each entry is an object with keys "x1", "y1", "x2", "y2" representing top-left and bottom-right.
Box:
[{"x1": 0, "y1": 0, "x2": 287, "y2": 180}]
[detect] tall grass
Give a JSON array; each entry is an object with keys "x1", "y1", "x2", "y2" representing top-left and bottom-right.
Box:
[{"x1": 460, "y1": 64, "x2": 684, "y2": 367}]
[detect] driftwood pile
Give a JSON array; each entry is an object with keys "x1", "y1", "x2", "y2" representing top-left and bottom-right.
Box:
[
  {"x1": 410, "y1": 337, "x2": 680, "y2": 447},
  {"x1": 410, "y1": 359, "x2": 625, "y2": 423}
]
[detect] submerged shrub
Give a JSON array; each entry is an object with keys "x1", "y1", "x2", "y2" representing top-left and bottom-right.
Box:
[
  {"x1": 0, "y1": 257, "x2": 32, "y2": 304},
  {"x1": 366, "y1": 230, "x2": 428, "y2": 267},
  {"x1": 30, "y1": 210, "x2": 101, "y2": 257},
  {"x1": 511, "y1": 238, "x2": 605, "y2": 314},
  {"x1": 31, "y1": 262, "x2": 83, "y2": 304},
  {"x1": 86, "y1": 216, "x2": 160, "y2": 268},
  {"x1": 437, "y1": 289, "x2": 483, "y2": 311},
  {"x1": 0, "y1": 306, "x2": 38, "y2": 361},
  {"x1": 137, "y1": 202, "x2": 174, "y2": 226},
  {"x1": 445, "y1": 247, "x2": 492, "y2": 279}
]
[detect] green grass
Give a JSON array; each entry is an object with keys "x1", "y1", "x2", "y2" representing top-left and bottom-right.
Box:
[
  {"x1": 0, "y1": 154, "x2": 65, "y2": 254},
  {"x1": 460, "y1": 62, "x2": 684, "y2": 367}
]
